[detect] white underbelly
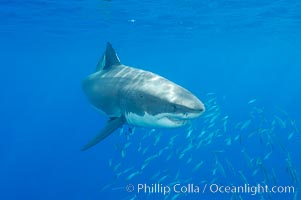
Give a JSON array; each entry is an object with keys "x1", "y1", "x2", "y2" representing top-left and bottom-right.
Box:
[{"x1": 125, "y1": 112, "x2": 184, "y2": 128}]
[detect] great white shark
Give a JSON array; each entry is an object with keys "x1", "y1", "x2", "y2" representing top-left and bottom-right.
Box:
[{"x1": 82, "y1": 43, "x2": 205, "y2": 150}]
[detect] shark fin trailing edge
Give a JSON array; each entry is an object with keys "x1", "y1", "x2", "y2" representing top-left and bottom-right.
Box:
[
  {"x1": 81, "y1": 117, "x2": 124, "y2": 151},
  {"x1": 96, "y1": 42, "x2": 121, "y2": 71}
]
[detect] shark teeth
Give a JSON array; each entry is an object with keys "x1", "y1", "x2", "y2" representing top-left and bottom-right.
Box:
[{"x1": 166, "y1": 116, "x2": 188, "y2": 125}]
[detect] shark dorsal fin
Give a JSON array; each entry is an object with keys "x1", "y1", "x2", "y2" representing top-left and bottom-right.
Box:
[{"x1": 96, "y1": 42, "x2": 121, "y2": 71}]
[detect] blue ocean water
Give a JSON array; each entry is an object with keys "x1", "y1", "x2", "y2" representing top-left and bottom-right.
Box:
[{"x1": 0, "y1": 0, "x2": 301, "y2": 199}]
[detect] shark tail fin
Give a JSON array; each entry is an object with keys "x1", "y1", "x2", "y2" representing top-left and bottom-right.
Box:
[
  {"x1": 96, "y1": 42, "x2": 121, "y2": 71},
  {"x1": 81, "y1": 117, "x2": 124, "y2": 151}
]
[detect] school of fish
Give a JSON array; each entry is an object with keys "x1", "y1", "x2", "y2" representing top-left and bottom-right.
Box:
[{"x1": 100, "y1": 93, "x2": 299, "y2": 200}]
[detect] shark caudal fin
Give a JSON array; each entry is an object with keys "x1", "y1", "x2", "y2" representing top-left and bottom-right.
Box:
[
  {"x1": 81, "y1": 117, "x2": 124, "y2": 151},
  {"x1": 96, "y1": 42, "x2": 121, "y2": 71}
]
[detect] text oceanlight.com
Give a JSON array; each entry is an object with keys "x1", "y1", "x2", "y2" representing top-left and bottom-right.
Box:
[{"x1": 125, "y1": 183, "x2": 295, "y2": 196}]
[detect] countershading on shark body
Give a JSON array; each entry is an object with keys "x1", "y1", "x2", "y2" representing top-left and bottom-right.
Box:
[{"x1": 82, "y1": 42, "x2": 205, "y2": 150}]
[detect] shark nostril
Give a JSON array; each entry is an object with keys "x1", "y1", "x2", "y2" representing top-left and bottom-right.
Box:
[
  {"x1": 192, "y1": 106, "x2": 205, "y2": 114},
  {"x1": 173, "y1": 105, "x2": 177, "y2": 112}
]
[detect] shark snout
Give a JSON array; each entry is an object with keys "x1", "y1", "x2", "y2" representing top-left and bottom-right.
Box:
[
  {"x1": 186, "y1": 98, "x2": 205, "y2": 118},
  {"x1": 170, "y1": 87, "x2": 206, "y2": 120},
  {"x1": 171, "y1": 95, "x2": 205, "y2": 121},
  {"x1": 192, "y1": 98, "x2": 205, "y2": 113}
]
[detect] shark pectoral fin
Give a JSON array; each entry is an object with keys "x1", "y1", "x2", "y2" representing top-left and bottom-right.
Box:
[{"x1": 81, "y1": 117, "x2": 124, "y2": 151}]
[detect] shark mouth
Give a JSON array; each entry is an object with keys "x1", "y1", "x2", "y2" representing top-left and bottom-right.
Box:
[{"x1": 166, "y1": 116, "x2": 189, "y2": 125}]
